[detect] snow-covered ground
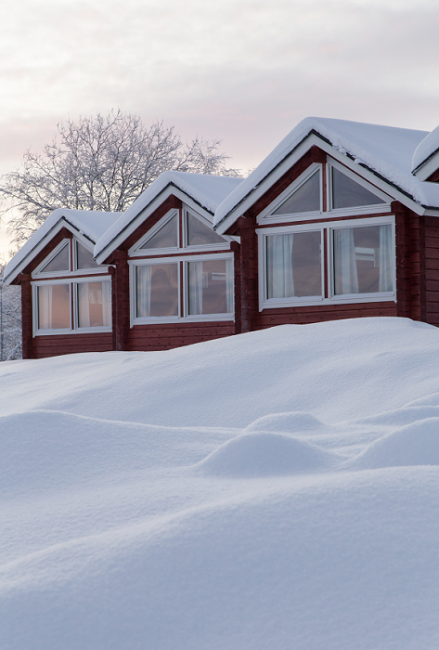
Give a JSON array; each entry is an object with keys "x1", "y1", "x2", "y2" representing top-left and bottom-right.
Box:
[{"x1": 2, "y1": 317, "x2": 439, "y2": 650}]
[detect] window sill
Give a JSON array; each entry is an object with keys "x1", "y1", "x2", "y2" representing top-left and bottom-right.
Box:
[
  {"x1": 132, "y1": 314, "x2": 235, "y2": 326},
  {"x1": 260, "y1": 293, "x2": 396, "y2": 311}
]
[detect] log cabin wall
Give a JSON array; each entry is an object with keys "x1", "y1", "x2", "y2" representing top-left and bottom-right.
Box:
[
  {"x1": 228, "y1": 151, "x2": 421, "y2": 332},
  {"x1": 424, "y1": 215, "x2": 439, "y2": 326},
  {"x1": 18, "y1": 230, "x2": 115, "y2": 359}
]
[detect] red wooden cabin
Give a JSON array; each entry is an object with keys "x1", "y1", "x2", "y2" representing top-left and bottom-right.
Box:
[{"x1": 6, "y1": 117, "x2": 439, "y2": 358}]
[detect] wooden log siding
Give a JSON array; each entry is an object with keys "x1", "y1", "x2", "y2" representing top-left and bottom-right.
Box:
[
  {"x1": 17, "y1": 274, "x2": 33, "y2": 359},
  {"x1": 32, "y1": 333, "x2": 114, "y2": 358},
  {"x1": 128, "y1": 321, "x2": 236, "y2": 352},
  {"x1": 424, "y1": 216, "x2": 439, "y2": 326},
  {"x1": 113, "y1": 250, "x2": 129, "y2": 351}
]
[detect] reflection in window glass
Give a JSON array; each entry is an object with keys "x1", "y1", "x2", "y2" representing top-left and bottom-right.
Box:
[
  {"x1": 76, "y1": 242, "x2": 98, "y2": 269},
  {"x1": 40, "y1": 244, "x2": 70, "y2": 273},
  {"x1": 77, "y1": 281, "x2": 111, "y2": 328},
  {"x1": 186, "y1": 213, "x2": 225, "y2": 246},
  {"x1": 332, "y1": 168, "x2": 385, "y2": 210},
  {"x1": 188, "y1": 259, "x2": 233, "y2": 315},
  {"x1": 273, "y1": 171, "x2": 320, "y2": 215},
  {"x1": 266, "y1": 231, "x2": 322, "y2": 299},
  {"x1": 140, "y1": 215, "x2": 178, "y2": 250},
  {"x1": 38, "y1": 284, "x2": 70, "y2": 329},
  {"x1": 333, "y1": 225, "x2": 393, "y2": 295},
  {"x1": 136, "y1": 263, "x2": 179, "y2": 317}
]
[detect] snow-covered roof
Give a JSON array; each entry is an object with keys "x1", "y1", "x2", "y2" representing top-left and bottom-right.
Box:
[
  {"x1": 94, "y1": 171, "x2": 243, "y2": 260},
  {"x1": 412, "y1": 125, "x2": 439, "y2": 178},
  {"x1": 4, "y1": 209, "x2": 122, "y2": 283},
  {"x1": 214, "y1": 117, "x2": 439, "y2": 229}
]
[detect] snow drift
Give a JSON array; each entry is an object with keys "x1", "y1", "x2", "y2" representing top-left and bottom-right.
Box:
[{"x1": 2, "y1": 317, "x2": 439, "y2": 650}]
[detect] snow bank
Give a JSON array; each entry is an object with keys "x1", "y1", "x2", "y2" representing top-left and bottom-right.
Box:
[
  {"x1": 3, "y1": 317, "x2": 439, "y2": 650},
  {"x1": 198, "y1": 431, "x2": 339, "y2": 477},
  {"x1": 350, "y1": 418, "x2": 439, "y2": 470}
]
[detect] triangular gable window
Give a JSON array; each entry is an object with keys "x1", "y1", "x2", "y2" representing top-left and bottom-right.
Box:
[
  {"x1": 40, "y1": 242, "x2": 70, "y2": 273},
  {"x1": 332, "y1": 167, "x2": 385, "y2": 210},
  {"x1": 186, "y1": 212, "x2": 226, "y2": 246},
  {"x1": 76, "y1": 242, "x2": 98, "y2": 269},
  {"x1": 140, "y1": 214, "x2": 178, "y2": 250},
  {"x1": 272, "y1": 170, "x2": 321, "y2": 216}
]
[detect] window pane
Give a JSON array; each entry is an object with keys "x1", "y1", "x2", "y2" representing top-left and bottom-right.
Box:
[
  {"x1": 332, "y1": 168, "x2": 385, "y2": 209},
  {"x1": 77, "y1": 281, "x2": 112, "y2": 328},
  {"x1": 186, "y1": 212, "x2": 225, "y2": 246},
  {"x1": 188, "y1": 259, "x2": 233, "y2": 315},
  {"x1": 333, "y1": 224, "x2": 393, "y2": 295},
  {"x1": 40, "y1": 243, "x2": 70, "y2": 273},
  {"x1": 76, "y1": 242, "x2": 98, "y2": 269},
  {"x1": 266, "y1": 231, "x2": 322, "y2": 299},
  {"x1": 38, "y1": 284, "x2": 70, "y2": 329},
  {"x1": 140, "y1": 215, "x2": 178, "y2": 250},
  {"x1": 272, "y1": 171, "x2": 320, "y2": 215},
  {"x1": 136, "y1": 263, "x2": 179, "y2": 317}
]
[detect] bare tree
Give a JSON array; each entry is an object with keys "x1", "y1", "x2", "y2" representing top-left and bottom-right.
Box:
[{"x1": 0, "y1": 110, "x2": 241, "y2": 246}]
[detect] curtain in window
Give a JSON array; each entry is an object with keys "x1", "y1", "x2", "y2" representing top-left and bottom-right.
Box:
[
  {"x1": 78, "y1": 283, "x2": 91, "y2": 327},
  {"x1": 136, "y1": 266, "x2": 152, "y2": 317},
  {"x1": 189, "y1": 261, "x2": 204, "y2": 315},
  {"x1": 378, "y1": 225, "x2": 393, "y2": 292},
  {"x1": 102, "y1": 281, "x2": 112, "y2": 326},
  {"x1": 267, "y1": 234, "x2": 294, "y2": 298},
  {"x1": 38, "y1": 285, "x2": 53, "y2": 329},
  {"x1": 334, "y1": 229, "x2": 359, "y2": 294}
]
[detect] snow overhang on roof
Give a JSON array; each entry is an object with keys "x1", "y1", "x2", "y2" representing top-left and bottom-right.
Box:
[
  {"x1": 94, "y1": 171, "x2": 242, "y2": 264},
  {"x1": 411, "y1": 125, "x2": 439, "y2": 181},
  {"x1": 214, "y1": 117, "x2": 439, "y2": 234},
  {"x1": 3, "y1": 209, "x2": 122, "y2": 285}
]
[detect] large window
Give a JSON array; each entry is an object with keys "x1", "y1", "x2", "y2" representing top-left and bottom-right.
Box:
[
  {"x1": 32, "y1": 238, "x2": 112, "y2": 334},
  {"x1": 130, "y1": 206, "x2": 234, "y2": 324},
  {"x1": 332, "y1": 224, "x2": 393, "y2": 296},
  {"x1": 258, "y1": 218, "x2": 395, "y2": 309},
  {"x1": 266, "y1": 231, "x2": 322, "y2": 300},
  {"x1": 131, "y1": 256, "x2": 234, "y2": 324},
  {"x1": 258, "y1": 159, "x2": 391, "y2": 225}
]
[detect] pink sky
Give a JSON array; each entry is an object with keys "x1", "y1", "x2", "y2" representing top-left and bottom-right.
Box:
[{"x1": 1, "y1": 0, "x2": 439, "y2": 256}]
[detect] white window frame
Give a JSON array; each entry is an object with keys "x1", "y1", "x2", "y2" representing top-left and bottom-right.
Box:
[
  {"x1": 130, "y1": 209, "x2": 180, "y2": 257},
  {"x1": 129, "y1": 253, "x2": 234, "y2": 326},
  {"x1": 257, "y1": 163, "x2": 323, "y2": 225},
  {"x1": 130, "y1": 206, "x2": 232, "y2": 257},
  {"x1": 327, "y1": 160, "x2": 392, "y2": 218},
  {"x1": 32, "y1": 237, "x2": 108, "y2": 278},
  {"x1": 257, "y1": 223, "x2": 325, "y2": 310},
  {"x1": 73, "y1": 276, "x2": 113, "y2": 333},
  {"x1": 32, "y1": 239, "x2": 71, "y2": 278},
  {"x1": 183, "y1": 209, "x2": 231, "y2": 251},
  {"x1": 32, "y1": 279, "x2": 73, "y2": 336},
  {"x1": 257, "y1": 216, "x2": 396, "y2": 311},
  {"x1": 32, "y1": 275, "x2": 112, "y2": 336},
  {"x1": 326, "y1": 216, "x2": 396, "y2": 304}
]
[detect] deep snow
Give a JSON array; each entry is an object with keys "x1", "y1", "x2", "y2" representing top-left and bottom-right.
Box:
[{"x1": 2, "y1": 317, "x2": 439, "y2": 649}]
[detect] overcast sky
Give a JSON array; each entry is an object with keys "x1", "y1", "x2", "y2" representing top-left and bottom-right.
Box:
[{"x1": 1, "y1": 0, "x2": 439, "y2": 255}]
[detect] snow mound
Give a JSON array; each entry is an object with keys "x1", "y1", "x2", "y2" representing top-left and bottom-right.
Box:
[
  {"x1": 245, "y1": 411, "x2": 326, "y2": 434},
  {"x1": 198, "y1": 431, "x2": 338, "y2": 477},
  {"x1": 349, "y1": 418, "x2": 439, "y2": 470},
  {"x1": 0, "y1": 410, "x2": 237, "y2": 496}
]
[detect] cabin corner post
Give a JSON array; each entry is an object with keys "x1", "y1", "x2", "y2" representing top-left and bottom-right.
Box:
[
  {"x1": 17, "y1": 273, "x2": 32, "y2": 359},
  {"x1": 237, "y1": 215, "x2": 258, "y2": 333},
  {"x1": 113, "y1": 250, "x2": 129, "y2": 351}
]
